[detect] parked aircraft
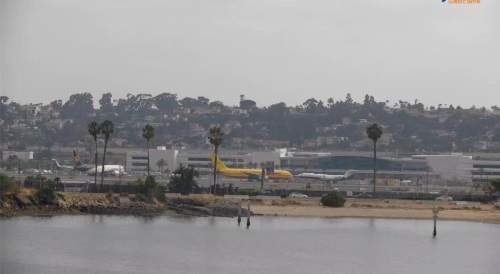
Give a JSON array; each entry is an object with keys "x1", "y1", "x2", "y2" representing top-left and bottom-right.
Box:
[
  {"x1": 295, "y1": 170, "x2": 356, "y2": 182},
  {"x1": 209, "y1": 153, "x2": 293, "y2": 181},
  {"x1": 23, "y1": 169, "x2": 53, "y2": 175},
  {"x1": 53, "y1": 151, "x2": 125, "y2": 176}
]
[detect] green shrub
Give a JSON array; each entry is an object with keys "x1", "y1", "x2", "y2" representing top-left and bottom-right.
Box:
[
  {"x1": 35, "y1": 187, "x2": 56, "y2": 205},
  {"x1": 155, "y1": 185, "x2": 166, "y2": 203},
  {"x1": 120, "y1": 192, "x2": 129, "y2": 197},
  {"x1": 136, "y1": 193, "x2": 147, "y2": 202},
  {"x1": 130, "y1": 179, "x2": 147, "y2": 194},
  {"x1": 0, "y1": 173, "x2": 18, "y2": 194},
  {"x1": 234, "y1": 189, "x2": 254, "y2": 196},
  {"x1": 250, "y1": 190, "x2": 261, "y2": 196},
  {"x1": 56, "y1": 192, "x2": 66, "y2": 201},
  {"x1": 321, "y1": 191, "x2": 346, "y2": 207},
  {"x1": 144, "y1": 175, "x2": 157, "y2": 188}
]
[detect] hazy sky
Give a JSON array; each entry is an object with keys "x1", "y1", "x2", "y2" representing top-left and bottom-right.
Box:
[{"x1": 1, "y1": 0, "x2": 499, "y2": 108}]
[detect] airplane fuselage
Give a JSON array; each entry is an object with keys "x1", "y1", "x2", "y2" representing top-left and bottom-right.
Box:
[
  {"x1": 295, "y1": 173, "x2": 346, "y2": 181},
  {"x1": 85, "y1": 165, "x2": 125, "y2": 175},
  {"x1": 209, "y1": 152, "x2": 293, "y2": 180},
  {"x1": 295, "y1": 170, "x2": 355, "y2": 181},
  {"x1": 218, "y1": 168, "x2": 293, "y2": 180}
]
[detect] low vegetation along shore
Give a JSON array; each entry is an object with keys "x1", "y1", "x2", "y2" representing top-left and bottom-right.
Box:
[
  {"x1": 2, "y1": 190, "x2": 500, "y2": 223},
  {"x1": 0, "y1": 191, "x2": 250, "y2": 218}
]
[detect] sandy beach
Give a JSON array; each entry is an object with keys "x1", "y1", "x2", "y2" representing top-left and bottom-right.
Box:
[{"x1": 248, "y1": 198, "x2": 500, "y2": 224}]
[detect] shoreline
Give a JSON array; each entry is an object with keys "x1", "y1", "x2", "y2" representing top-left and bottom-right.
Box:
[
  {"x1": 3, "y1": 204, "x2": 499, "y2": 224},
  {"x1": 2, "y1": 192, "x2": 499, "y2": 224},
  {"x1": 250, "y1": 205, "x2": 500, "y2": 224}
]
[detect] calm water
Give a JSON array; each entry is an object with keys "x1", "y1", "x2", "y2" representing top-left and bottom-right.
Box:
[{"x1": 1, "y1": 215, "x2": 499, "y2": 274}]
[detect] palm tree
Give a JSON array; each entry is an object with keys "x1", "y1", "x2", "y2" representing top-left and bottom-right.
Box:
[
  {"x1": 366, "y1": 123, "x2": 383, "y2": 197},
  {"x1": 88, "y1": 121, "x2": 100, "y2": 192},
  {"x1": 156, "y1": 158, "x2": 167, "y2": 173},
  {"x1": 100, "y1": 120, "x2": 114, "y2": 191},
  {"x1": 207, "y1": 126, "x2": 224, "y2": 195},
  {"x1": 142, "y1": 124, "x2": 155, "y2": 176},
  {"x1": 472, "y1": 183, "x2": 481, "y2": 193},
  {"x1": 144, "y1": 175, "x2": 158, "y2": 202}
]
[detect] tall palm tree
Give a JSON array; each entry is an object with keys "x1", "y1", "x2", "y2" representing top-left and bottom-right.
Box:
[
  {"x1": 208, "y1": 126, "x2": 224, "y2": 195},
  {"x1": 142, "y1": 124, "x2": 155, "y2": 176},
  {"x1": 100, "y1": 120, "x2": 114, "y2": 191},
  {"x1": 156, "y1": 158, "x2": 167, "y2": 173},
  {"x1": 366, "y1": 123, "x2": 383, "y2": 197},
  {"x1": 87, "y1": 121, "x2": 100, "y2": 192}
]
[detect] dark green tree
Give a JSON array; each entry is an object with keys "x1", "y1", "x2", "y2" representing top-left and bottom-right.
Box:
[
  {"x1": 366, "y1": 123, "x2": 383, "y2": 196},
  {"x1": 49, "y1": 99, "x2": 63, "y2": 112},
  {"x1": 154, "y1": 93, "x2": 178, "y2": 112},
  {"x1": 0, "y1": 173, "x2": 18, "y2": 194},
  {"x1": 61, "y1": 92, "x2": 94, "y2": 119},
  {"x1": 487, "y1": 179, "x2": 500, "y2": 194},
  {"x1": 99, "y1": 92, "x2": 113, "y2": 114},
  {"x1": 239, "y1": 99, "x2": 257, "y2": 110},
  {"x1": 208, "y1": 126, "x2": 224, "y2": 194},
  {"x1": 142, "y1": 124, "x2": 155, "y2": 176},
  {"x1": 144, "y1": 175, "x2": 158, "y2": 202},
  {"x1": 167, "y1": 164, "x2": 200, "y2": 195}
]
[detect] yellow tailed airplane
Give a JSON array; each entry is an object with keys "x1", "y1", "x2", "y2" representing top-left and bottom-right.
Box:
[{"x1": 209, "y1": 153, "x2": 293, "y2": 181}]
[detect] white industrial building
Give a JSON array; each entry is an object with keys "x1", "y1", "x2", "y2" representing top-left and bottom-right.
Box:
[
  {"x1": 1, "y1": 151, "x2": 34, "y2": 161},
  {"x1": 470, "y1": 158, "x2": 500, "y2": 183},
  {"x1": 125, "y1": 148, "x2": 500, "y2": 184},
  {"x1": 411, "y1": 154, "x2": 473, "y2": 183},
  {"x1": 126, "y1": 147, "x2": 177, "y2": 175},
  {"x1": 126, "y1": 148, "x2": 286, "y2": 175}
]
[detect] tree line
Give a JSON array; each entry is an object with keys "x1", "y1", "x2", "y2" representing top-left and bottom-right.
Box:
[{"x1": 2, "y1": 92, "x2": 500, "y2": 153}]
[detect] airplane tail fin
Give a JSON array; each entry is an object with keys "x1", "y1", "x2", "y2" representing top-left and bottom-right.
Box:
[
  {"x1": 344, "y1": 170, "x2": 356, "y2": 178},
  {"x1": 73, "y1": 150, "x2": 84, "y2": 166},
  {"x1": 209, "y1": 153, "x2": 228, "y2": 170},
  {"x1": 52, "y1": 159, "x2": 61, "y2": 168}
]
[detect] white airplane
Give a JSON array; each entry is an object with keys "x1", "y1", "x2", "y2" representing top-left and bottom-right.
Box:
[
  {"x1": 53, "y1": 150, "x2": 126, "y2": 176},
  {"x1": 85, "y1": 165, "x2": 126, "y2": 176},
  {"x1": 295, "y1": 170, "x2": 356, "y2": 182}
]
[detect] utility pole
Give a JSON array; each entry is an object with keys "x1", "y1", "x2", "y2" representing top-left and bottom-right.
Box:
[
  {"x1": 426, "y1": 165, "x2": 430, "y2": 194},
  {"x1": 261, "y1": 168, "x2": 265, "y2": 190}
]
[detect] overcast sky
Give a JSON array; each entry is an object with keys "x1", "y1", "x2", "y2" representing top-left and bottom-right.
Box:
[{"x1": 1, "y1": 0, "x2": 499, "y2": 108}]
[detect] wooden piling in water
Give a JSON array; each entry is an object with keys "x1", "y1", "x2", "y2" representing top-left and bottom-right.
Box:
[
  {"x1": 237, "y1": 199, "x2": 241, "y2": 225},
  {"x1": 246, "y1": 199, "x2": 250, "y2": 228},
  {"x1": 432, "y1": 207, "x2": 438, "y2": 237}
]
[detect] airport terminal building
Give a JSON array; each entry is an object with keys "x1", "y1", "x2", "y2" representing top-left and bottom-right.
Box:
[{"x1": 125, "y1": 148, "x2": 500, "y2": 184}]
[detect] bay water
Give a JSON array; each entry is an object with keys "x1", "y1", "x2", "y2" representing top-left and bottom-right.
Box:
[{"x1": 1, "y1": 215, "x2": 499, "y2": 274}]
